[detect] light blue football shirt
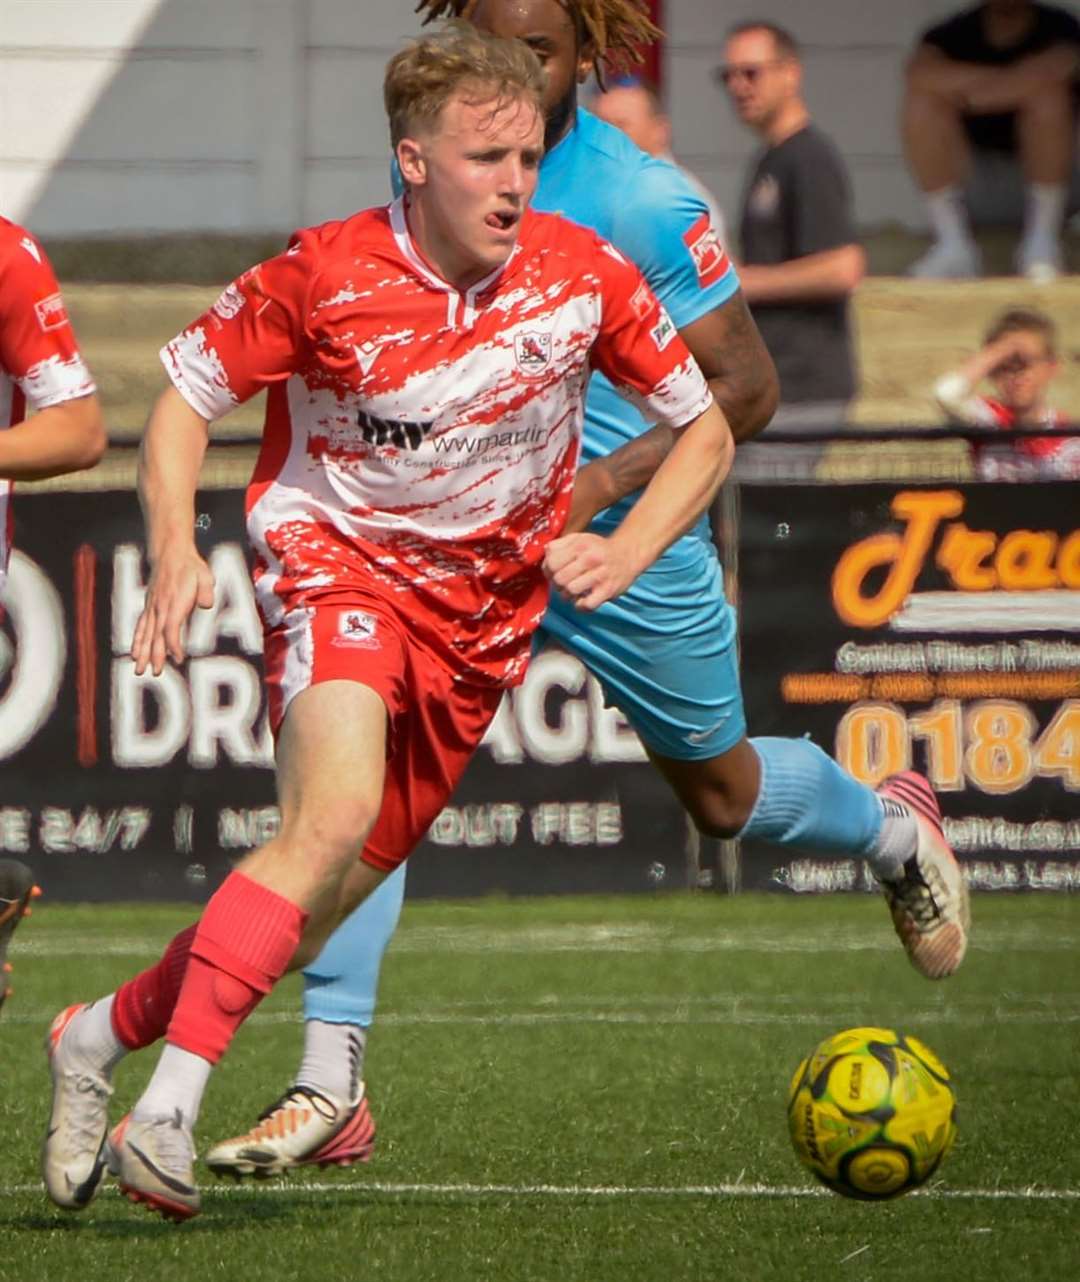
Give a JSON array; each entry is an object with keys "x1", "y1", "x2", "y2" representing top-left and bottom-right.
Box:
[{"x1": 533, "y1": 108, "x2": 739, "y2": 547}]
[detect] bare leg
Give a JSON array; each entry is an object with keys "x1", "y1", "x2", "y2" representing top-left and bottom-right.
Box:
[
  {"x1": 902, "y1": 84, "x2": 971, "y2": 193},
  {"x1": 1016, "y1": 79, "x2": 1074, "y2": 185},
  {"x1": 902, "y1": 84, "x2": 981, "y2": 277},
  {"x1": 1015, "y1": 79, "x2": 1073, "y2": 278}
]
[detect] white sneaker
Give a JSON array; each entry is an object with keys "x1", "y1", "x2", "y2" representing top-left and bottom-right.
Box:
[
  {"x1": 110, "y1": 1111, "x2": 200, "y2": 1222},
  {"x1": 907, "y1": 239, "x2": 983, "y2": 279},
  {"x1": 41, "y1": 1004, "x2": 113, "y2": 1211},
  {"x1": 1016, "y1": 236, "x2": 1063, "y2": 283},
  {"x1": 876, "y1": 772, "x2": 970, "y2": 979},
  {"x1": 205, "y1": 1083, "x2": 375, "y2": 1179}
]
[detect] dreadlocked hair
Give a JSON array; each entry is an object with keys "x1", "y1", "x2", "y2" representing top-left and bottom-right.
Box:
[{"x1": 413, "y1": 1, "x2": 663, "y2": 75}]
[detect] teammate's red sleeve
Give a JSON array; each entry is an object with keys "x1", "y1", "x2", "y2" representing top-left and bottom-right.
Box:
[
  {"x1": 586, "y1": 234, "x2": 713, "y2": 429},
  {"x1": 0, "y1": 225, "x2": 95, "y2": 411},
  {"x1": 160, "y1": 230, "x2": 318, "y2": 421}
]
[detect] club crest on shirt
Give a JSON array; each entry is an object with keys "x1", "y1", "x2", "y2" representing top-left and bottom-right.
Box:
[
  {"x1": 682, "y1": 213, "x2": 731, "y2": 289},
  {"x1": 649, "y1": 309, "x2": 677, "y2": 352},
  {"x1": 333, "y1": 609, "x2": 380, "y2": 649},
  {"x1": 34, "y1": 292, "x2": 69, "y2": 332},
  {"x1": 514, "y1": 331, "x2": 552, "y2": 377}
]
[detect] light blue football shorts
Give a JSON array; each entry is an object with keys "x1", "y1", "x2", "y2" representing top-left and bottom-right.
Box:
[{"x1": 537, "y1": 542, "x2": 746, "y2": 762}]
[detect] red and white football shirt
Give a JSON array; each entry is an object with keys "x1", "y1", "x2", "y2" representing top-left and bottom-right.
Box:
[
  {"x1": 0, "y1": 217, "x2": 96, "y2": 580},
  {"x1": 162, "y1": 199, "x2": 713, "y2": 687},
  {"x1": 969, "y1": 397, "x2": 1080, "y2": 480}
]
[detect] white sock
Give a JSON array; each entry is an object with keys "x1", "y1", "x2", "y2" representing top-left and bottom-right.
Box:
[
  {"x1": 133, "y1": 1043, "x2": 213, "y2": 1128},
  {"x1": 866, "y1": 798, "x2": 918, "y2": 881},
  {"x1": 296, "y1": 1019, "x2": 366, "y2": 1103},
  {"x1": 925, "y1": 186, "x2": 973, "y2": 247},
  {"x1": 1022, "y1": 182, "x2": 1066, "y2": 244},
  {"x1": 69, "y1": 995, "x2": 128, "y2": 1077}
]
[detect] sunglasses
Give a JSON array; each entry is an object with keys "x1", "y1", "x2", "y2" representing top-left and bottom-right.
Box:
[{"x1": 715, "y1": 61, "x2": 784, "y2": 87}]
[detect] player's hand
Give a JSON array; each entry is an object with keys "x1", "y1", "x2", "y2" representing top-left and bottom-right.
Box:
[
  {"x1": 131, "y1": 545, "x2": 216, "y2": 675},
  {"x1": 544, "y1": 532, "x2": 639, "y2": 612}
]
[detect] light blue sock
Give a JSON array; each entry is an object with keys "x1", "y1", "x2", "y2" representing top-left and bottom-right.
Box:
[
  {"x1": 302, "y1": 862, "x2": 407, "y2": 1026},
  {"x1": 740, "y1": 736, "x2": 883, "y2": 856}
]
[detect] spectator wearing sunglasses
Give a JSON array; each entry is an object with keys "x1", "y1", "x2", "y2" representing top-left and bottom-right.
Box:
[{"x1": 717, "y1": 22, "x2": 864, "y2": 432}]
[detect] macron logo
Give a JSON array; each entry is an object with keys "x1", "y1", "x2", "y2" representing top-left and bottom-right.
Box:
[
  {"x1": 20, "y1": 236, "x2": 42, "y2": 264},
  {"x1": 354, "y1": 340, "x2": 385, "y2": 376}
]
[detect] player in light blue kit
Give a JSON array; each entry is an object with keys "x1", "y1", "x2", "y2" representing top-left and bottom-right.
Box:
[{"x1": 191, "y1": 0, "x2": 969, "y2": 1175}]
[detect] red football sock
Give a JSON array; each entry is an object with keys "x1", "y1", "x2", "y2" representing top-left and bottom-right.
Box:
[
  {"x1": 111, "y1": 923, "x2": 198, "y2": 1051},
  {"x1": 166, "y1": 872, "x2": 307, "y2": 1064}
]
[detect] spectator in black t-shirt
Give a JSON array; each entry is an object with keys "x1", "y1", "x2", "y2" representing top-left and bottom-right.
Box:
[
  {"x1": 717, "y1": 22, "x2": 864, "y2": 428},
  {"x1": 903, "y1": 1, "x2": 1080, "y2": 281}
]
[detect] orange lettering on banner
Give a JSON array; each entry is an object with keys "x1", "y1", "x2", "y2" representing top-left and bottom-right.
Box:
[
  {"x1": 832, "y1": 490, "x2": 1080, "y2": 627},
  {"x1": 1056, "y1": 531, "x2": 1080, "y2": 588},
  {"x1": 832, "y1": 491, "x2": 964, "y2": 628},
  {"x1": 995, "y1": 531, "x2": 1059, "y2": 590},
  {"x1": 936, "y1": 525, "x2": 997, "y2": 590}
]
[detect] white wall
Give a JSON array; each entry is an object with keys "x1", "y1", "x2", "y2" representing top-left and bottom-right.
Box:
[
  {"x1": 666, "y1": 0, "x2": 967, "y2": 232},
  {"x1": 0, "y1": 0, "x2": 966, "y2": 237}
]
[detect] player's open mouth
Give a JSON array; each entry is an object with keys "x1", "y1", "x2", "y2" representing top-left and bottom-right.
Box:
[{"x1": 486, "y1": 210, "x2": 518, "y2": 233}]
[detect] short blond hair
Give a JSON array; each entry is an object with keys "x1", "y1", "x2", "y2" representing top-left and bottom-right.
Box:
[{"x1": 384, "y1": 21, "x2": 544, "y2": 147}]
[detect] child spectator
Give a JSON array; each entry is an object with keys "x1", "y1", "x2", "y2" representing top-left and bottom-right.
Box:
[{"x1": 935, "y1": 306, "x2": 1080, "y2": 478}]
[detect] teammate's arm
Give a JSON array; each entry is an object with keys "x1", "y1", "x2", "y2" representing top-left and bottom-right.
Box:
[
  {"x1": 131, "y1": 387, "x2": 215, "y2": 676},
  {"x1": 131, "y1": 239, "x2": 312, "y2": 675},
  {"x1": 0, "y1": 234, "x2": 106, "y2": 480},
  {"x1": 0, "y1": 395, "x2": 104, "y2": 481},
  {"x1": 548, "y1": 398, "x2": 733, "y2": 610}
]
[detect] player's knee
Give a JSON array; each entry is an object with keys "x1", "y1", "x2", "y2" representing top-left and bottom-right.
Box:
[
  {"x1": 1020, "y1": 78, "x2": 1072, "y2": 123},
  {"x1": 292, "y1": 799, "x2": 376, "y2": 876},
  {"x1": 685, "y1": 789, "x2": 754, "y2": 841},
  {"x1": 902, "y1": 80, "x2": 959, "y2": 121}
]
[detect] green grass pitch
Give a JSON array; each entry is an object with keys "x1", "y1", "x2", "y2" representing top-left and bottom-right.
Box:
[{"x1": 2, "y1": 892, "x2": 1078, "y2": 1282}]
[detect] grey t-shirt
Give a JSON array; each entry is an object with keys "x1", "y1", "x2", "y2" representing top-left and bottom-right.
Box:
[{"x1": 738, "y1": 124, "x2": 858, "y2": 405}]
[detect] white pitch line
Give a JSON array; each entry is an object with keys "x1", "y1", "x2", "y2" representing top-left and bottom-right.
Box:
[
  {"x1": 10, "y1": 927, "x2": 1080, "y2": 959},
  {"x1": 3, "y1": 1180, "x2": 1078, "y2": 1203},
  {"x1": 4, "y1": 1007, "x2": 1079, "y2": 1028}
]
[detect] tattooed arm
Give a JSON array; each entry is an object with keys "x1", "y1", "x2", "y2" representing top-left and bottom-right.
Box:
[{"x1": 565, "y1": 291, "x2": 777, "y2": 533}]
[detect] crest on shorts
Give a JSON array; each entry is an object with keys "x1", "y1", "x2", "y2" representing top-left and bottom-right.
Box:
[
  {"x1": 333, "y1": 609, "x2": 380, "y2": 649},
  {"x1": 514, "y1": 331, "x2": 552, "y2": 376}
]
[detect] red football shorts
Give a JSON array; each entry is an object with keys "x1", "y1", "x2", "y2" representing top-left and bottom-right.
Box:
[{"x1": 262, "y1": 595, "x2": 504, "y2": 872}]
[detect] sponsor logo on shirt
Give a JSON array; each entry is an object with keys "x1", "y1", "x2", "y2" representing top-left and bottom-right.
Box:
[
  {"x1": 650, "y1": 309, "x2": 677, "y2": 352},
  {"x1": 683, "y1": 213, "x2": 731, "y2": 289},
  {"x1": 356, "y1": 408, "x2": 435, "y2": 450},
  {"x1": 332, "y1": 609, "x2": 380, "y2": 649},
  {"x1": 19, "y1": 236, "x2": 42, "y2": 265},
  {"x1": 211, "y1": 282, "x2": 247, "y2": 321},
  {"x1": 630, "y1": 281, "x2": 656, "y2": 323},
  {"x1": 514, "y1": 331, "x2": 552, "y2": 377},
  {"x1": 34, "y1": 293, "x2": 70, "y2": 332}
]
